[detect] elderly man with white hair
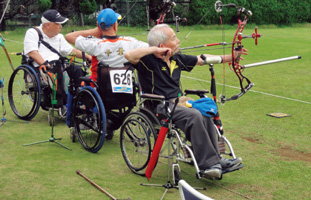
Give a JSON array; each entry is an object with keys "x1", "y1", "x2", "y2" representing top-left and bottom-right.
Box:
[
  {"x1": 24, "y1": 9, "x2": 91, "y2": 67},
  {"x1": 23, "y1": 9, "x2": 91, "y2": 116}
]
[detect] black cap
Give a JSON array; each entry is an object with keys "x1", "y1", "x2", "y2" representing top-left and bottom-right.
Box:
[{"x1": 41, "y1": 9, "x2": 68, "y2": 24}]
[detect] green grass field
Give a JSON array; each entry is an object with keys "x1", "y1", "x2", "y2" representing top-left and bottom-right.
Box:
[{"x1": 0, "y1": 24, "x2": 310, "y2": 200}]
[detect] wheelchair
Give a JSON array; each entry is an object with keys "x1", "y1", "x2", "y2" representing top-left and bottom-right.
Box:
[
  {"x1": 8, "y1": 53, "x2": 71, "y2": 125},
  {"x1": 68, "y1": 61, "x2": 138, "y2": 153},
  {"x1": 119, "y1": 64, "x2": 243, "y2": 193}
]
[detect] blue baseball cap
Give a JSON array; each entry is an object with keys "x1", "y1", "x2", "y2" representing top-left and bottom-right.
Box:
[{"x1": 97, "y1": 8, "x2": 121, "y2": 29}]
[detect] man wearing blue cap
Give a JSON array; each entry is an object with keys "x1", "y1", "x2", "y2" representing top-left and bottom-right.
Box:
[
  {"x1": 66, "y1": 8, "x2": 148, "y2": 83},
  {"x1": 65, "y1": 8, "x2": 148, "y2": 139}
]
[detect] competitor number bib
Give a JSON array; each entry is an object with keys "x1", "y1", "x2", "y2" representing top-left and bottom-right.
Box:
[{"x1": 109, "y1": 69, "x2": 133, "y2": 94}]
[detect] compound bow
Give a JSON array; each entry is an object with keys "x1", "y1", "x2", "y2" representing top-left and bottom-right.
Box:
[
  {"x1": 181, "y1": 1, "x2": 300, "y2": 104},
  {"x1": 215, "y1": 1, "x2": 261, "y2": 103}
]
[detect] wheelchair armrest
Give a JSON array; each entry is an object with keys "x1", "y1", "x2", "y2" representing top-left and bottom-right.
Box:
[
  {"x1": 184, "y1": 89, "x2": 209, "y2": 96},
  {"x1": 79, "y1": 77, "x2": 98, "y2": 88},
  {"x1": 140, "y1": 93, "x2": 165, "y2": 101}
]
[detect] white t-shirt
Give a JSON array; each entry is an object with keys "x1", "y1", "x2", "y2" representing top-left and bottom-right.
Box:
[
  {"x1": 75, "y1": 35, "x2": 148, "y2": 81},
  {"x1": 23, "y1": 24, "x2": 73, "y2": 67}
]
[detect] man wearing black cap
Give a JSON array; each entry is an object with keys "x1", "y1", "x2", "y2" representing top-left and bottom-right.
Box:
[
  {"x1": 24, "y1": 9, "x2": 90, "y2": 67},
  {"x1": 23, "y1": 9, "x2": 91, "y2": 117}
]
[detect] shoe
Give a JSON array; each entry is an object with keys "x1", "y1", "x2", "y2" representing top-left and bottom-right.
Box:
[
  {"x1": 222, "y1": 163, "x2": 244, "y2": 174},
  {"x1": 203, "y1": 164, "x2": 222, "y2": 179},
  {"x1": 25, "y1": 80, "x2": 35, "y2": 101},
  {"x1": 28, "y1": 90, "x2": 36, "y2": 102},
  {"x1": 105, "y1": 129, "x2": 114, "y2": 140},
  {"x1": 220, "y1": 157, "x2": 242, "y2": 169},
  {"x1": 70, "y1": 127, "x2": 76, "y2": 143},
  {"x1": 59, "y1": 105, "x2": 67, "y2": 118},
  {"x1": 25, "y1": 75, "x2": 34, "y2": 89},
  {"x1": 25, "y1": 82, "x2": 34, "y2": 89}
]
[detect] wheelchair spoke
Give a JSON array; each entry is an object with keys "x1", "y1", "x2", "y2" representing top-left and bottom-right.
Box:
[
  {"x1": 73, "y1": 87, "x2": 105, "y2": 152},
  {"x1": 8, "y1": 65, "x2": 41, "y2": 120},
  {"x1": 120, "y1": 112, "x2": 157, "y2": 176}
]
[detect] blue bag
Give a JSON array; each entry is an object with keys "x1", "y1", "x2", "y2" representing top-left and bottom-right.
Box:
[{"x1": 186, "y1": 97, "x2": 217, "y2": 117}]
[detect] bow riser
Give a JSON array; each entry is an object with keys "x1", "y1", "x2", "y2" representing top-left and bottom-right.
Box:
[{"x1": 230, "y1": 12, "x2": 251, "y2": 92}]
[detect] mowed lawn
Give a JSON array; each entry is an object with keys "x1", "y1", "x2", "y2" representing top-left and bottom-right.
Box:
[{"x1": 0, "y1": 24, "x2": 310, "y2": 200}]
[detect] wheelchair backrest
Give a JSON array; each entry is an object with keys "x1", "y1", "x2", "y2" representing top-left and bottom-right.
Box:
[{"x1": 97, "y1": 62, "x2": 136, "y2": 110}]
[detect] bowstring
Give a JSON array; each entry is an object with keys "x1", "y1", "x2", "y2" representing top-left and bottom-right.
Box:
[
  {"x1": 179, "y1": 5, "x2": 215, "y2": 46},
  {"x1": 220, "y1": 15, "x2": 227, "y2": 101},
  {"x1": 178, "y1": 3, "x2": 229, "y2": 98},
  {"x1": 177, "y1": 4, "x2": 218, "y2": 93}
]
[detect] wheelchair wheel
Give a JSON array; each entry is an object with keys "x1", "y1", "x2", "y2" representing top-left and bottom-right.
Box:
[
  {"x1": 120, "y1": 111, "x2": 157, "y2": 176},
  {"x1": 73, "y1": 86, "x2": 106, "y2": 153},
  {"x1": 8, "y1": 65, "x2": 41, "y2": 120}
]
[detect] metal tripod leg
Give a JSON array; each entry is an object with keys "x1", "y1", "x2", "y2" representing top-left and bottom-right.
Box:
[
  {"x1": 140, "y1": 137, "x2": 178, "y2": 200},
  {"x1": 23, "y1": 137, "x2": 72, "y2": 151}
]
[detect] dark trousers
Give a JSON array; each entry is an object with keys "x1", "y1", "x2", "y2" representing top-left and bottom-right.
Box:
[
  {"x1": 172, "y1": 106, "x2": 220, "y2": 170},
  {"x1": 30, "y1": 64, "x2": 84, "y2": 105},
  {"x1": 67, "y1": 64, "x2": 84, "y2": 89}
]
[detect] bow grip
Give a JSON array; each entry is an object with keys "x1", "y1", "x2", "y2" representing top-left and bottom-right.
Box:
[{"x1": 200, "y1": 54, "x2": 223, "y2": 64}]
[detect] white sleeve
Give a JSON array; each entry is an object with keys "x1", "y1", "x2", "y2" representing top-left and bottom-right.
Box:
[
  {"x1": 135, "y1": 40, "x2": 149, "y2": 48},
  {"x1": 23, "y1": 28, "x2": 39, "y2": 55},
  {"x1": 59, "y1": 34, "x2": 74, "y2": 56},
  {"x1": 75, "y1": 36, "x2": 98, "y2": 56},
  {"x1": 125, "y1": 36, "x2": 148, "y2": 48}
]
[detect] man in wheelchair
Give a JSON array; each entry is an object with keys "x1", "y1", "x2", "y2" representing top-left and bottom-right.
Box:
[
  {"x1": 65, "y1": 8, "x2": 148, "y2": 140},
  {"x1": 23, "y1": 9, "x2": 91, "y2": 115},
  {"x1": 125, "y1": 24, "x2": 245, "y2": 179}
]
